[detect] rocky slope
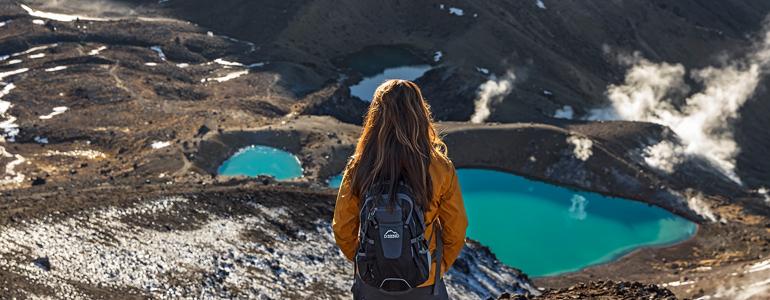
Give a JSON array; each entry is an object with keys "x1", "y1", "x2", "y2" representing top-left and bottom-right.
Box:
[
  {"x1": 0, "y1": 179, "x2": 536, "y2": 299},
  {"x1": 3, "y1": 0, "x2": 770, "y2": 299},
  {"x1": 492, "y1": 281, "x2": 678, "y2": 300}
]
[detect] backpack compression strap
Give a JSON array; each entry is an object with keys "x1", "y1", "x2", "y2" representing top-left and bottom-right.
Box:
[{"x1": 433, "y1": 221, "x2": 443, "y2": 296}]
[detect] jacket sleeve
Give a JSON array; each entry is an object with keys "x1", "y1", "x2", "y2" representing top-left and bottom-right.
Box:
[
  {"x1": 438, "y1": 163, "x2": 468, "y2": 273},
  {"x1": 332, "y1": 169, "x2": 360, "y2": 262}
]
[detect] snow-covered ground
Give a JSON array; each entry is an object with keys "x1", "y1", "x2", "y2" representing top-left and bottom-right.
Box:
[
  {"x1": 0, "y1": 146, "x2": 26, "y2": 187},
  {"x1": 150, "y1": 141, "x2": 171, "y2": 149},
  {"x1": 0, "y1": 196, "x2": 537, "y2": 299}
]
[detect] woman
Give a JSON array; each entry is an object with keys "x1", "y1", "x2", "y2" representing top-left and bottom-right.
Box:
[{"x1": 332, "y1": 79, "x2": 468, "y2": 299}]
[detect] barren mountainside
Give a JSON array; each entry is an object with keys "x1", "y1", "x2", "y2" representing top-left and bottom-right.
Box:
[{"x1": 2, "y1": 0, "x2": 770, "y2": 299}]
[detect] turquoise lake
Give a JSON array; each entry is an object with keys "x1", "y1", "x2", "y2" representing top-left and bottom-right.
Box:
[
  {"x1": 342, "y1": 47, "x2": 432, "y2": 102},
  {"x1": 457, "y1": 169, "x2": 696, "y2": 277},
  {"x1": 328, "y1": 174, "x2": 343, "y2": 188},
  {"x1": 217, "y1": 146, "x2": 303, "y2": 180},
  {"x1": 220, "y1": 150, "x2": 696, "y2": 277}
]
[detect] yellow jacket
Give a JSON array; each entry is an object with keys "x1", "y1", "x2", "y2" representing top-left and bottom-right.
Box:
[{"x1": 332, "y1": 155, "x2": 468, "y2": 287}]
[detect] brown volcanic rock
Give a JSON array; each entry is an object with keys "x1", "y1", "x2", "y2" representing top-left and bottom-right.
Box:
[
  {"x1": 6, "y1": 0, "x2": 770, "y2": 189},
  {"x1": 195, "y1": 115, "x2": 360, "y2": 184},
  {"x1": 3, "y1": 1, "x2": 770, "y2": 298},
  {"x1": 494, "y1": 281, "x2": 677, "y2": 300}
]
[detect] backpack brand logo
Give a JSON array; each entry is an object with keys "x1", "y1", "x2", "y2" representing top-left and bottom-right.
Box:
[{"x1": 383, "y1": 230, "x2": 399, "y2": 239}]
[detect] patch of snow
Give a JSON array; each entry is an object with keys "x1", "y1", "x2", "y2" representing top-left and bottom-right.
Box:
[
  {"x1": 449, "y1": 8, "x2": 464, "y2": 16},
  {"x1": 0, "y1": 146, "x2": 26, "y2": 186},
  {"x1": 0, "y1": 84, "x2": 14, "y2": 114},
  {"x1": 28, "y1": 53, "x2": 45, "y2": 59},
  {"x1": 566, "y1": 135, "x2": 593, "y2": 161},
  {"x1": 543, "y1": 90, "x2": 553, "y2": 95},
  {"x1": 553, "y1": 105, "x2": 574, "y2": 119},
  {"x1": 0, "y1": 79, "x2": 23, "y2": 143},
  {"x1": 176, "y1": 63, "x2": 189, "y2": 68},
  {"x1": 45, "y1": 66, "x2": 67, "y2": 72},
  {"x1": 752, "y1": 277, "x2": 770, "y2": 287},
  {"x1": 44, "y1": 150, "x2": 105, "y2": 159},
  {"x1": 12, "y1": 45, "x2": 53, "y2": 57},
  {"x1": 201, "y1": 70, "x2": 249, "y2": 83},
  {"x1": 245, "y1": 62, "x2": 266, "y2": 68},
  {"x1": 695, "y1": 266, "x2": 712, "y2": 271},
  {"x1": 151, "y1": 141, "x2": 171, "y2": 149},
  {"x1": 21, "y1": 4, "x2": 104, "y2": 22},
  {"x1": 214, "y1": 58, "x2": 243, "y2": 67},
  {"x1": 759, "y1": 187, "x2": 770, "y2": 203},
  {"x1": 211, "y1": 58, "x2": 265, "y2": 68},
  {"x1": 39, "y1": 106, "x2": 68, "y2": 119},
  {"x1": 89, "y1": 46, "x2": 107, "y2": 56},
  {"x1": 0, "y1": 99, "x2": 19, "y2": 143},
  {"x1": 473, "y1": 13, "x2": 478, "y2": 17},
  {"x1": 158, "y1": 0, "x2": 168, "y2": 3},
  {"x1": 32, "y1": 19, "x2": 45, "y2": 25},
  {"x1": 0, "y1": 68, "x2": 29, "y2": 81},
  {"x1": 662, "y1": 280, "x2": 695, "y2": 287},
  {"x1": 33, "y1": 136, "x2": 48, "y2": 144},
  {"x1": 0, "y1": 19, "x2": 11, "y2": 27},
  {"x1": 434, "y1": 51, "x2": 442, "y2": 62},
  {"x1": 149, "y1": 46, "x2": 166, "y2": 60},
  {"x1": 7, "y1": 59, "x2": 21, "y2": 65},
  {"x1": 475, "y1": 67, "x2": 489, "y2": 74},
  {"x1": 145, "y1": 62, "x2": 157, "y2": 66},
  {"x1": 0, "y1": 117, "x2": 17, "y2": 142},
  {"x1": 207, "y1": 31, "x2": 214, "y2": 36},
  {"x1": 536, "y1": 0, "x2": 547, "y2": 9},
  {"x1": 748, "y1": 259, "x2": 770, "y2": 273},
  {"x1": 440, "y1": 4, "x2": 445, "y2": 9}
]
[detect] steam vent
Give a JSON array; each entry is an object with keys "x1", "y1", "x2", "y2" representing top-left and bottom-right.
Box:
[{"x1": 3, "y1": 0, "x2": 770, "y2": 299}]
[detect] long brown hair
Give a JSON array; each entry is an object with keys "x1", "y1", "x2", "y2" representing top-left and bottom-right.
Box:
[{"x1": 345, "y1": 79, "x2": 448, "y2": 212}]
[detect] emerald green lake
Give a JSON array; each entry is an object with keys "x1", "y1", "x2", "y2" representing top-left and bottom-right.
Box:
[
  {"x1": 217, "y1": 146, "x2": 302, "y2": 180},
  {"x1": 220, "y1": 153, "x2": 695, "y2": 277},
  {"x1": 457, "y1": 169, "x2": 696, "y2": 278}
]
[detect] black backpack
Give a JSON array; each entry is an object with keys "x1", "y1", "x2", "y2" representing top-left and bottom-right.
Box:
[{"x1": 355, "y1": 181, "x2": 443, "y2": 295}]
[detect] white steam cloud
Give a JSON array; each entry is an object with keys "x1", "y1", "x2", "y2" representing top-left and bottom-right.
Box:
[
  {"x1": 470, "y1": 72, "x2": 515, "y2": 123},
  {"x1": 553, "y1": 105, "x2": 573, "y2": 119},
  {"x1": 642, "y1": 140, "x2": 685, "y2": 174},
  {"x1": 566, "y1": 135, "x2": 593, "y2": 161},
  {"x1": 567, "y1": 194, "x2": 588, "y2": 220},
  {"x1": 684, "y1": 190, "x2": 722, "y2": 223},
  {"x1": 588, "y1": 21, "x2": 770, "y2": 184}
]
